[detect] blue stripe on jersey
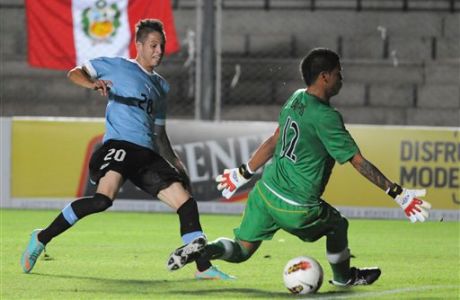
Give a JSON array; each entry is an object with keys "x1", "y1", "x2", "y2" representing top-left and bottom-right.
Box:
[
  {"x1": 62, "y1": 204, "x2": 79, "y2": 225},
  {"x1": 83, "y1": 57, "x2": 169, "y2": 152}
]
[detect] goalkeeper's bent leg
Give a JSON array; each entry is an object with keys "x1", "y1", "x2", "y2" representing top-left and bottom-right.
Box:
[
  {"x1": 326, "y1": 217, "x2": 351, "y2": 283},
  {"x1": 201, "y1": 238, "x2": 259, "y2": 263}
]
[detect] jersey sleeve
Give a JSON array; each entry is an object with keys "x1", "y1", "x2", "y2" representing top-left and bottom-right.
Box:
[
  {"x1": 82, "y1": 57, "x2": 113, "y2": 79},
  {"x1": 315, "y1": 108, "x2": 359, "y2": 164}
]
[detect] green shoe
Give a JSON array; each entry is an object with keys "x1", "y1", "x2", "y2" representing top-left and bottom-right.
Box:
[
  {"x1": 195, "y1": 266, "x2": 236, "y2": 280},
  {"x1": 21, "y1": 229, "x2": 45, "y2": 273}
]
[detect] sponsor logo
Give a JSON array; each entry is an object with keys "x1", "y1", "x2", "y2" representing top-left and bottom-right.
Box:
[
  {"x1": 82, "y1": 0, "x2": 121, "y2": 43},
  {"x1": 287, "y1": 261, "x2": 311, "y2": 274},
  {"x1": 144, "y1": 83, "x2": 152, "y2": 94},
  {"x1": 288, "y1": 285, "x2": 304, "y2": 294},
  {"x1": 402, "y1": 195, "x2": 410, "y2": 205}
]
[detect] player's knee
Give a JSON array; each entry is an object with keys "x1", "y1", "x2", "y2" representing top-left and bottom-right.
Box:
[
  {"x1": 92, "y1": 193, "x2": 113, "y2": 212},
  {"x1": 326, "y1": 216, "x2": 350, "y2": 253},
  {"x1": 221, "y1": 239, "x2": 254, "y2": 263},
  {"x1": 237, "y1": 242, "x2": 254, "y2": 263},
  {"x1": 332, "y1": 216, "x2": 349, "y2": 237},
  {"x1": 340, "y1": 217, "x2": 349, "y2": 231},
  {"x1": 68, "y1": 193, "x2": 113, "y2": 222}
]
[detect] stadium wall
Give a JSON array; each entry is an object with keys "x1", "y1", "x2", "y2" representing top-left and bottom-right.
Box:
[
  {"x1": 1, "y1": 4, "x2": 459, "y2": 125},
  {"x1": 1, "y1": 117, "x2": 459, "y2": 221}
]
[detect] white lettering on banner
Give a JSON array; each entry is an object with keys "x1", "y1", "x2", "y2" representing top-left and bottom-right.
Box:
[
  {"x1": 172, "y1": 135, "x2": 267, "y2": 183},
  {"x1": 184, "y1": 142, "x2": 209, "y2": 182},
  {"x1": 237, "y1": 135, "x2": 263, "y2": 167},
  {"x1": 208, "y1": 139, "x2": 236, "y2": 178}
]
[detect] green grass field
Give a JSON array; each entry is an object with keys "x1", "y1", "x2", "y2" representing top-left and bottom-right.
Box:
[{"x1": 1, "y1": 209, "x2": 459, "y2": 299}]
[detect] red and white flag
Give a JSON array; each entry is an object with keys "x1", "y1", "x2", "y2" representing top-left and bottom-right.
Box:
[{"x1": 26, "y1": 0, "x2": 180, "y2": 70}]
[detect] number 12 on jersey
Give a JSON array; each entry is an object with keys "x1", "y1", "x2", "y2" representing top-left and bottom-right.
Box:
[{"x1": 280, "y1": 117, "x2": 299, "y2": 162}]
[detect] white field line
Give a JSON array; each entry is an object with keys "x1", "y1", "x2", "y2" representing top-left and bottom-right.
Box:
[{"x1": 304, "y1": 285, "x2": 459, "y2": 299}]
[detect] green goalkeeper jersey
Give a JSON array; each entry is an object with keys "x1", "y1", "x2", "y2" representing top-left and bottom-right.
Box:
[{"x1": 261, "y1": 89, "x2": 359, "y2": 206}]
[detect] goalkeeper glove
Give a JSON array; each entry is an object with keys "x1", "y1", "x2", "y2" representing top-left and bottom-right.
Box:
[
  {"x1": 216, "y1": 164, "x2": 254, "y2": 199},
  {"x1": 387, "y1": 183, "x2": 431, "y2": 223}
]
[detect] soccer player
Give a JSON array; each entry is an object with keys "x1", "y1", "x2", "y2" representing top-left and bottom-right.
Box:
[
  {"x1": 167, "y1": 48, "x2": 431, "y2": 286},
  {"x1": 20, "y1": 19, "x2": 233, "y2": 280}
]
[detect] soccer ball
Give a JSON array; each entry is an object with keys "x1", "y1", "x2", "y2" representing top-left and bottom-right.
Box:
[{"x1": 283, "y1": 256, "x2": 324, "y2": 294}]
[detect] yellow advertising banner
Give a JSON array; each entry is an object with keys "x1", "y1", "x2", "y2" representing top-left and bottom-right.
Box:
[
  {"x1": 324, "y1": 126, "x2": 459, "y2": 210},
  {"x1": 11, "y1": 118, "x2": 459, "y2": 210},
  {"x1": 11, "y1": 118, "x2": 104, "y2": 198}
]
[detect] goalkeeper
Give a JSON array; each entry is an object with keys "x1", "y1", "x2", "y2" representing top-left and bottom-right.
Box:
[{"x1": 167, "y1": 48, "x2": 431, "y2": 287}]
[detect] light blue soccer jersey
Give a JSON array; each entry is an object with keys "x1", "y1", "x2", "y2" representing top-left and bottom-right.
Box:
[{"x1": 84, "y1": 57, "x2": 169, "y2": 151}]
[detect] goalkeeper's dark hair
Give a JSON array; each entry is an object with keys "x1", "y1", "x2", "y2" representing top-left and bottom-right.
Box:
[
  {"x1": 300, "y1": 48, "x2": 340, "y2": 86},
  {"x1": 135, "y1": 19, "x2": 166, "y2": 53}
]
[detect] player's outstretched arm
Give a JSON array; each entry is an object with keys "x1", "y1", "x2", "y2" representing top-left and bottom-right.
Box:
[
  {"x1": 350, "y1": 152, "x2": 431, "y2": 223},
  {"x1": 67, "y1": 66, "x2": 112, "y2": 96},
  {"x1": 247, "y1": 126, "x2": 280, "y2": 172},
  {"x1": 216, "y1": 127, "x2": 280, "y2": 199}
]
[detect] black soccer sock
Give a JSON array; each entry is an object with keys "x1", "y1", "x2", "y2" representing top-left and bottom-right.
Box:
[
  {"x1": 37, "y1": 213, "x2": 72, "y2": 245},
  {"x1": 177, "y1": 198, "x2": 203, "y2": 235},
  {"x1": 195, "y1": 257, "x2": 212, "y2": 272},
  {"x1": 38, "y1": 193, "x2": 113, "y2": 245},
  {"x1": 177, "y1": 198, "x2": 212, "y2": 272}
]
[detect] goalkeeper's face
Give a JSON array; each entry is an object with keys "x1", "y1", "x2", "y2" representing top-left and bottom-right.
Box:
[
  {"x1": 326, "y1": 65, "x2": 343, "y2": 97},
  {"x1": 136, "y1": 31, "x2": 165, "y2": 71}
]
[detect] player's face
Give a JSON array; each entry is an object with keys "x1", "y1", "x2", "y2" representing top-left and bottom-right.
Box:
[
  {"x1": 137, "y1": 31, "x2": 164, "y2": 71},
  {"x1": 326, "y1": 65, "x2": 343, "y2": 97}
]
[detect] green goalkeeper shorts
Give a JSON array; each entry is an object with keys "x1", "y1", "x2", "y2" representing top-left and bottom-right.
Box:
[{"x1": 234, "y1": 181, "x2": 348, "y2": 243}]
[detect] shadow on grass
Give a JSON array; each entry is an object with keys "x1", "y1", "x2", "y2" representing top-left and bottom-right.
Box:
[
  {"x1": 171, "y1": 288, "x2": 354, "y2": 299},
  {"x1": 33, "y1": 272, "x2": 194, "y2": 286},
  {"x1": 32, "y1": 273, "x2": 355, "y2": 298}
]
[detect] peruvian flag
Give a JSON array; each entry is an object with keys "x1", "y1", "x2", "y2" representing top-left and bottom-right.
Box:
[{"x1": 26, "y1": 0, "x2": 180, "y2": 70}]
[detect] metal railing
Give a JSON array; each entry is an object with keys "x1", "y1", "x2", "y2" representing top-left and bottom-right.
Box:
[{"x1": 172, "y1": 0, "x2": 459, "y2": 12}]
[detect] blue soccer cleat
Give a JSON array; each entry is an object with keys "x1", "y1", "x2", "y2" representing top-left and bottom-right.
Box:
[
  {"x1": 21, "y1": 229, "x2": 45, "y2": 273},
  {"x1": 195, "y1": 265, "x2": 236, "y2": 280}
]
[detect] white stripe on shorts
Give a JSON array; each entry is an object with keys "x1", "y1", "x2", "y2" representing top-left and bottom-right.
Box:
[{"x1": 262, "y1": 181, "x2": 320, "y2": 207}]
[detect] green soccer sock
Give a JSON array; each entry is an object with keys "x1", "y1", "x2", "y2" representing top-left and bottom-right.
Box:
[
  {"x1": 329, "y1": 258, "x2": 351, "y2": 283},
  {"x1": 326, "y1": 217, "x2": 351, "y2": 283},
  {"x1": 327, "y1": 245, "x2": 352, "y2": 283},
  {"x1": 202, "y1": 238, "x2": 251, "y2": 263}
]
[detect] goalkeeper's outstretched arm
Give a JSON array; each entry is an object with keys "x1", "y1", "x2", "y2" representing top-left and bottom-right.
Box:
[
  {"x1": 247, "y1": 126, "x2": 280, "y2": 172},
  {"x1": 216, "y1": 127, "x2": 279, "y2": 199},
  {"x1": 349, "y1": 152, "x2": 392, "y2": 192},
  {"x1": 350, "y1": 152, "x2": 431, "y2": 223}
]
